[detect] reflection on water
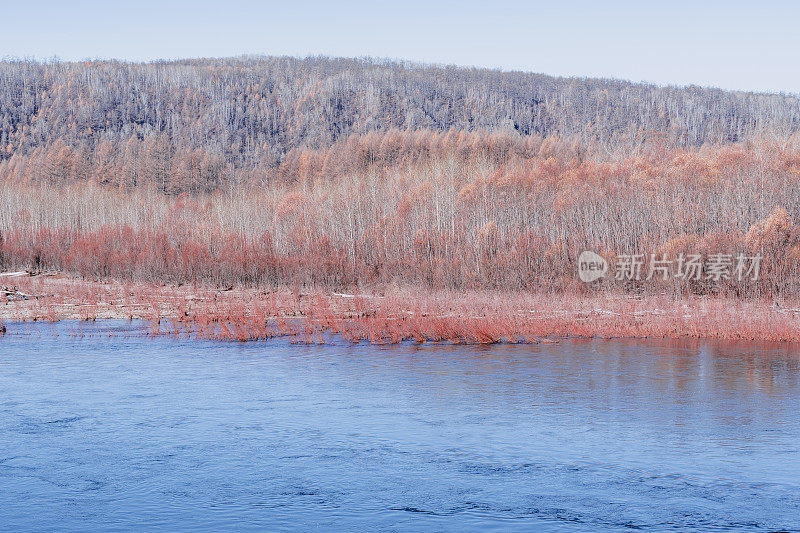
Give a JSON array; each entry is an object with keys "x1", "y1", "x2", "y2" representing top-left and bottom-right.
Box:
[{"x1": 0, "y1": 321, "x2": 798, "y2": 532}]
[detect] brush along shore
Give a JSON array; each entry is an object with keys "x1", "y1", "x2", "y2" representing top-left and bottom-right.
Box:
[{"x1": 0, "y1": 271, "x2": 798, "y2": 344}]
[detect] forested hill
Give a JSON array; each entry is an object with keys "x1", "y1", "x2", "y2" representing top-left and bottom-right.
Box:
[{"x1": 1, "y1": 55, "x2": 800, "y2": 192}]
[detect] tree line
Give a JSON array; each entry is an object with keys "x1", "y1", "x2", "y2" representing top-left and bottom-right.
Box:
[
  {"x1": 2, "y1": 137, "x2": 799, "y2": 297},
  {"x1": 2, "y1": 56, "x2": 800, "y2": 192}
]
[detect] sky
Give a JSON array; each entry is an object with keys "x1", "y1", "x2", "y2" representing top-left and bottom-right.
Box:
[{"x1": 1, "y1": 0, "x2": 798, "y2": 94}]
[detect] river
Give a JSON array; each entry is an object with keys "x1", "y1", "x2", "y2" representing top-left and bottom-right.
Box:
[{"x1": 1, "y1": 321, "x2": 798, "y2": 531}]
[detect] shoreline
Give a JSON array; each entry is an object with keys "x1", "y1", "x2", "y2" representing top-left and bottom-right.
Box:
[{"x1": 1, "y1": 272, "x2": 799, "y2": 344}]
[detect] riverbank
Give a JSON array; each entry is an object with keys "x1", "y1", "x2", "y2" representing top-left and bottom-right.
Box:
[{"x1": 1, "y1": 271, "x2": 799, "y2": 343}]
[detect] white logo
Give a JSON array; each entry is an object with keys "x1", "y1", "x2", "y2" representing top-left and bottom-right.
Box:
[{"x1": 578, "y1": 251, "x2": 608, "y2": 282}]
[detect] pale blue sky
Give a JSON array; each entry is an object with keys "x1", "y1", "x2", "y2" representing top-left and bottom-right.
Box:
[{"x1": 1, "y1": 0, "x2": 798, "y2": 94}]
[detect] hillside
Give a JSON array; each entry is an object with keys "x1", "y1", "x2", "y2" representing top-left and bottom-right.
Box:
[{"x1": 2, "y1": 56, "x2": 800, "y2": 192}]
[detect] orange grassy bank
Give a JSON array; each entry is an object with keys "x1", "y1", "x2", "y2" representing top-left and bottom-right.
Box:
[{"x1": 1, "y1": 272, "x2": 799, "y2": 344}]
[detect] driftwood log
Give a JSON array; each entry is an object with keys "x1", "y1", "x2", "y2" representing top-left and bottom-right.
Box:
[{"x1": 1, "y1": 288, "x2": 35, "y2": 301}]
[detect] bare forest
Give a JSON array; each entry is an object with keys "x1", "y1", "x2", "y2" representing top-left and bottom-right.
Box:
[{"x1": 1, "y1": 56, "x2": 800, "y2": 312}]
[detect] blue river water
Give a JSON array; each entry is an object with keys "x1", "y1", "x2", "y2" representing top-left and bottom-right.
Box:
[{"x1": 0, "y1": 321, "x2": 799, "y2": 532}]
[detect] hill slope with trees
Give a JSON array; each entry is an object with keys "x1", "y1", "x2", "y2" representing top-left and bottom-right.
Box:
[{"x1": 2, "y1": 56, "x2": 800, "y2": 192}]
